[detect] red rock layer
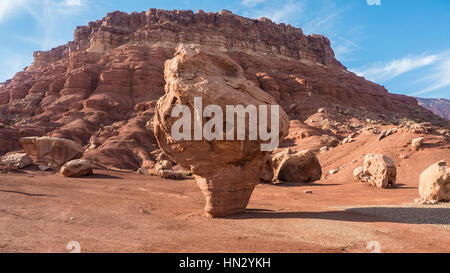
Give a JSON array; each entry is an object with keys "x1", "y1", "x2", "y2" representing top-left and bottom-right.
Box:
[{"x1": 0, "y1": 9, "x2": 445, "y2": 170}]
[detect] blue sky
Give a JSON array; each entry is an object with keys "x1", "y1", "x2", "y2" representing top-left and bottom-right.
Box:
[{"x1": 0, "y1": 0, "x2": 449, "y2": 99}]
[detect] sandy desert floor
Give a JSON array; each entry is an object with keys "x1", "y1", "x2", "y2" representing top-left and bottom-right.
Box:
[{"x1": 0, "y1": 165, "x2": 449, "y2": 253}]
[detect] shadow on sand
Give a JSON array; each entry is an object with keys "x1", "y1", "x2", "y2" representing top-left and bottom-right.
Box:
[{"x1": 230, "y1": 207, "x2": 450, "y2": 225}]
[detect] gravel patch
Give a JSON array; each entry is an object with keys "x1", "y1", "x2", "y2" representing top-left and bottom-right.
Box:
[{"x1": 333, "y1": 203, "x2": 450, "y2": 230}]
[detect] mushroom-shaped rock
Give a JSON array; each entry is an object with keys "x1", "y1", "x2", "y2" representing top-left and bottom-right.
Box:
[
  {"x1": 273, "y1": 149, "x2": 322, "y2": 183},
  {"x1": 60, "y1": 159, "x2": 93, "y2": 177},
  {"x1": 363, "y1": 153, "x2": 396, "y2": 188},
  {"x1": 20, "y1": 136, "x2": 84, "y2": 169},
  {"x1": 419, "y1": 160, "x2": 450, "y2": 203},
  {"x1": 154, "y1": 44, "x2": 289, "y2": 217}
]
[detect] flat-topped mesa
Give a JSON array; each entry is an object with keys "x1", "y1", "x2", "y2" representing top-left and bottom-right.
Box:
[{"x1": 28, "y1": 9, "x2": 343, "y2": 70}]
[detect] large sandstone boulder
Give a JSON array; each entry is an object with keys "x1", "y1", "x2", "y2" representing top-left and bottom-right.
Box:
[
  {"x1": 60, "y1": 159, "x2": 93, "y2": 177},
  {"x1": 20, "y1": 137, "x2": 84, "y2": 169},
  {"x1": 1, "y1": 153, "x2": 33, "y2": 169},
  {"x1": 273, "y1": 149, "x2": 322, "y2": 183},
  {"x1": 154, "y1": 44, "x2": 289, "y2": 217},
  {"x1": 363, "y1": 153, "x2": 397, "y2": 188},
  {"x1": 419, "y1": 160, "x2": 450, "y2": 203}
]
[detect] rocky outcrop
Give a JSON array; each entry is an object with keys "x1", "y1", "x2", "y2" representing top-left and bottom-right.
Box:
[
  {"x1": 60, "y1": 159, "x2": 93, "y2": 177},
  {"x1": 20, "y1": 137, "x2": 84, "y2": 169},
  {"x1": 418, "y1": 160, "x2": 450, "y2": 203},
  {"x1": 154, "y1": 44, "x2": 289, "y2": 217},
  {"x1": 362, "y1": 153, "x2": 397, "y2": 188},
  {"x1": 273, "y1": 149, "x2": 322, "y2": 183}
]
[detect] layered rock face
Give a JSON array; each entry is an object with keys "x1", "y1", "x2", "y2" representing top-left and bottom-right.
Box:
[
  {"x1": 154, "y1": 44, "x2": 289, "y2": 217},
  {"x1": 417, "y1": 98, "x2": 450, "y2": 120},
  {"x1": 0, "y1": 9, "x2": 447, "y2": 170}
]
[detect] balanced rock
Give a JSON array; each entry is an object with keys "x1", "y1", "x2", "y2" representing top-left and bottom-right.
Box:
[
  {"x1": 20, "y1": 137, "x2": 84, "y2": 169},
  {"x1": 1, "y1": 153, "x2": 32, "y2": 169},
  {"x1": 274, "y1": 149, "x2": 322, "y2": 183},
  {"x1": 154, "y1": 44, "x2": 289, "y2": 217},
  {"x1": 419, "y1": 160, "x2": 450, "y2": 203},
  {"x1": 363, "y1": 153, "x2": 396, "y2": 188},
  {"x1": 60, "y1": 159, "x2": 93, "y2": 177}
]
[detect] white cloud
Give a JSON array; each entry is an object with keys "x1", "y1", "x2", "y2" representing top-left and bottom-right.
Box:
[
  {"x1": 241, "y1": 0, "x2": 267, "y2": 7},
  {"x1": 367, "y1": 0, "x2": 381, "y2": 6},
  {"x1": 413, "y1": 54, "x2": 450, "y2": 96},
  {"x1": 352, "y1": 54, "x2": 438, "y2": 82},
  {"x1": 65, "y1": 0, "x2": 82, "y2": 7},
  {"x1": 244, "y1": 0, "x2": 304, "y2": 23},
  {"x1": 0, "y1": 0, "x2": 25, "y2": 22}
]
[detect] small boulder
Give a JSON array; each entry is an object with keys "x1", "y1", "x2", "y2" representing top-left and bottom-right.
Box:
[
  {"x1": 320, "y1": 135, "x2": 340, "y2": 147},
  {"x1": 418, "y1": 160, "x2": 450, "y2": 203},
  {"x1": 159, "y1": 170, "x2": 185, "y2": 180},
  {"x1": 274, "y1": 149, "x2": 322, "y2": 183},
  {"x1": 60, "y1": 159, "x2": 93, "y2": 177},
  {"x1": 411, "y1": 137, "x2": 424, "y2": 150},
  {"x1": 363, "y1": 153, "x2": 396, "y2": 188},
  {"x1": 1, "y1": 153, "x2": 32, "y2": 169}
]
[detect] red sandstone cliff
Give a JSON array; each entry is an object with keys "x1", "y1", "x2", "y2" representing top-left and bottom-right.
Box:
[{"x1": 0, "y1": 9, "x2": 446, "y2": 170}]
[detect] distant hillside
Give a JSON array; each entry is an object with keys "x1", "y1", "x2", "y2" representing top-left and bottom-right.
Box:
[{"x1": 417, "y1": 97, "x2": 450, "y2": 120}]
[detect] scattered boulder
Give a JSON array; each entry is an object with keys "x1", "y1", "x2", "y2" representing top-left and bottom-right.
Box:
[
  {"x1": 411, "y1": 137, "x2": 424, "y2": 150},
  {"x1": 320, "y1": 135, "x2": 340, "y2": 147},
  {"x1": 274, "y1": 149, "x2": 322, "y2": 183},
  {"x1": 363, "y1": 153, "x2": 396, "y2": 188},
  {"x1": 418, "y1": 160, "x2": 450, "y2": 203},
  {"x1": 342, "y1": 137, "x2": 354, "y2": 144},
  {"x1": 1, "y1": 153, "x2": 32, "y2": 169},
  {"x1": 353, "y1": 166, "x2": 369, "y2": 183},
  {"x1": 20, "y1": 137, "x2": 84, "y2": 169},
  {"x1": 60, "y1": 159, "x2": 93, "y2": 177},
  {"x1": 319, "y1": 146, "x2": 329, "y2": 153},
  {"x1": 159, "y1": 170, "x2": 185, "y2": 180},
  {"x1": 153, "y1": 44, "x2": 289, "y2": 217}
]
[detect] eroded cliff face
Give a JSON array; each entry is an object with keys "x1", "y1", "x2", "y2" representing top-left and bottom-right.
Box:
[
  {"x1": 417, "y1": 98, "x2": 450, "y2": 120},
  {"x1": 0, "y1": 9, "x2": 445, "y2": 170}
]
